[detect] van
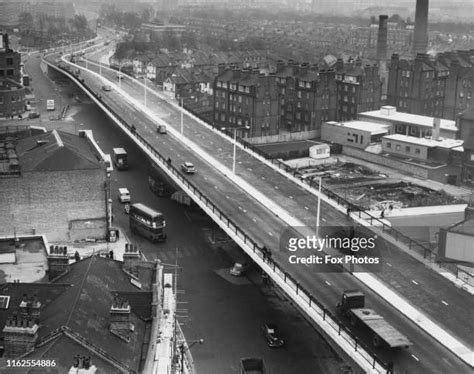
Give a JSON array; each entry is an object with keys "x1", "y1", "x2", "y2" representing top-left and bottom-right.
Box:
[{"x1": 118, "y1": 188, "x2": 130, "y2": 203}]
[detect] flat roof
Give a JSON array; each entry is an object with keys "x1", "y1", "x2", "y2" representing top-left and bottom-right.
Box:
[
  {"x1": 383, "y1": 134, "x2": 464, "y2": 149},
  {"x1": 359, "y1": 108, "x2": 457, "y2": 132},
  {"x1": 324, "y1": 120, "x2": 390, "y2": 135}
]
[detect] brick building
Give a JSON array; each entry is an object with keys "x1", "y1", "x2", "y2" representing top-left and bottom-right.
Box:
[
  {"x1": 213, "y1": 66, "x2": 279, "y2": 137},
  {"x1": 334, "y1": 58, "x2": 383, "y2": 122},
  {"x1": 387, "y1": 51, "x2": 474, "y2": 120},
  {"x1": 275, "y1": 60, "x2": 337, "y2": 133},
  {"x1": 213, "y1": 59, "x2": 382, "y2": 137},
  {"x1": 458, "y1": 106, "x2": 474, "y2": 184},
  {"x1": 0, "y1": 34, "x2": 25, "y2": 118}
]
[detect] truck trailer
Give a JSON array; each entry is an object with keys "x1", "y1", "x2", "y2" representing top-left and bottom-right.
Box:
[
  {"x1": 336, "y1": 290, "x2": 412, "y2": 349},
  {"x1": 112, "y1": 147, "x2": 128, "y2": 171}
]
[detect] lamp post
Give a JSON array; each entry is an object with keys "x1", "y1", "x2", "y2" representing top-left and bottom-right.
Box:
[
  {"x1": 179, "y1": 339, "x2": 204, "y2": 374},
  {"x1": 180, "y1": 98, "x2": 184, "y2": 134},
  {"x1": 316, "y1": 177, "x2": 322, "y2": 238},
  {"x1": 118, "y1": 64, "x2": 122, "y2": 88},
  {"x1": 144, "y1": 77, "x2": 147, "y2": 106},
  {"x1": 221, "y1": 126, "x2": 250, "y2": 174}
]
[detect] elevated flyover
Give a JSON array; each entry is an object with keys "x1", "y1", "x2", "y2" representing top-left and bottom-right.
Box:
[{"x1": 40, "y1": 46, "x2": 473, "y2": 374}]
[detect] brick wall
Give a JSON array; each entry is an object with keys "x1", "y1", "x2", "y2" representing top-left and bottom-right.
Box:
[{"x1": 0, "y1": 169, "x2": 107, "y2": 241}]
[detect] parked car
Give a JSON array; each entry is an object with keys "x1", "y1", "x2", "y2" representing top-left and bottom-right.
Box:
[
  {"x1": 102, "y1": 85, "x2": 112, "y2": 91},
  {"x1": 261, "y1": 323, "x2": 284, "y2": 348},
  {"x1": 28, "y1": 112, "x2": 40, "y2": 119},
  {"x1": 181, "y1": 162, "x2": 196, "y2": 174}
]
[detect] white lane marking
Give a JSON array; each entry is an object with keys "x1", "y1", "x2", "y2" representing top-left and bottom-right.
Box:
[
  {"x1": 441, "y1": 300, "x2": 449, "y2": 306},
  {"x1": 242, "y1": 209, "x2": 247, "y2": 213},
  {"x1": 411, "y1": 280, "x2": 419, "y2": 285},
  {"x1": 325, "y1": 281, "x2": 331, "y2": 286},
  {"x1": 253, "y1": 218, "x2": 257, "y2": 222},
  {"x1": 261, "y1": 176, "x2": 265, "y2": 180},
  {"x1": 268, "y1": 232, "x2": 273, "y2": 236},
  {"x1": 304, "y1": 206, "x2": 309, "y2": 210},
  {"x1": 411, "y1": 354, "x2": 420, "y2": 362},
  {"x1": 226, "y1": 195, "x2": 229, "y2": 199},
  {"x1": 274, "y1": 186, "x2": 279, "y2": 189},
  {"x1": 289, "y1": 196, "x2": 293, "y2": 199},
  {"x1": 386, "y1": 262, "x2": 392, "y2": 267},
  {"x1": 247, "y1": 168, "x2": 252, "y2": 171},
  {"x1": 321, "y1": 218, "x2": 327, "y2": 222}
]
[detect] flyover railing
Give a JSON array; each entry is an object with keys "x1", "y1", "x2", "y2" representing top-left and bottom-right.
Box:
[{"x1": 49, "y1": 61, "x2": 391, "y2": 373}]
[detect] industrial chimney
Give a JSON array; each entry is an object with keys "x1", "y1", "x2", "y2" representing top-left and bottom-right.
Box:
[
  {"x1": 413, "y1": 0, "x2": 429, "y2": 54},
  {"x1": 376, "y1": 15, "x2": 388, "y2": 62}
]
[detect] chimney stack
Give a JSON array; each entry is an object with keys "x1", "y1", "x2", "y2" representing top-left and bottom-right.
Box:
[
  {"x1": 3, "y1": 313, "x2": 39, "y2": 357},
  {"x1": 47, "y1": 246, "x2": 69, "y2": 280},
  {"x1": 123, "y1": 243, "x2": 141, "y2": 276},
  {"x1": 376, "y1": 15, "x2": 388, "y2": 62},
  {"x1": 19, "y1": 294, "x2": 41, "y2": 321},
  {"x1": 413, "y1": 0, "x2": 429, "y2": 54},
  {"x1": 109, "y1": 296, "x2": 131, "y2": 342}
]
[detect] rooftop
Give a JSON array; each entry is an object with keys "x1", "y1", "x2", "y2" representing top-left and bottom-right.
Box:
[
  {"x1": 359, "y1": 106, "x2": 458, "y2": 132},
  {"x1": 16, "y1": 130, "x2": 102, "y2": 172},
  {"x1": 383, "y1": 134, "x2": 464, "y2": 149},
  {"x1": 0, "y1": 255, "x2": 155, "y2": 372},
  {"x1": 324, "y1": 120, "x2": 390, "y2": 135}
]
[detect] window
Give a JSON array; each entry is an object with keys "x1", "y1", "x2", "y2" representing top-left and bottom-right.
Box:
[
  {"x1": 386, "y1": 142, "x2": 391, "y2": 148},
  {"x1": 238, "y1": 96, "x2": 242, "y2": 103},
  {"x1": 6, "y1": 58, "x2": 13, "y2": 65},
  {"x1": 216, "y1": 102, "x2": 219, "y2": 108},
  {"x1": 395, "y1": 144, "x2": 401, "y2": 151},
  {"x1": 7, "y1": 70, "x2": 13, "y2": 76},
  {"x1": 405, "y1": 146, "x2": 411, "y2": 152},
  {"x1": 0, "y1": 296, "x2": 10, "y2": 309},
  {"x1": 297, "y1": 102, "x2": 301, "y2": 108},
  {"x1": 415, "y1": 148, "x2": 420, "y2": 155},
  {"x1": 297, "y1": 91, "x2": 302, "y2": 98},
  {"x1": 281, "y1": 88, "x2": 286, "y2": 95}
]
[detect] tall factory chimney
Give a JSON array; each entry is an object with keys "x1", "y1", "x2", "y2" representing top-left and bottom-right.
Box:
[
  {"x1": 413, "y1": 0, "x2": 429, "y2": 54},
  {"x1": 376, "y1": 15, "x2": 388, "y2": 62}
]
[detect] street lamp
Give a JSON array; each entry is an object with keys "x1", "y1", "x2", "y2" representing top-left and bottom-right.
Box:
[
  {"x1": 221, "y1": 126, "x2": 250, "y2": 174},
  {"x1": 180, "y1": 98, "x2": 184, "y2": 134},
  {"x1": 144, "y1": 77, "x2": 147, "y2": 106},
  {"x1": 179, "y1": 339, "x2": 204, "y2": 374}
]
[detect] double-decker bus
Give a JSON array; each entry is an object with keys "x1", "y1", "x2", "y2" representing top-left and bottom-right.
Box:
[{"x1": 129, "y1": 203, "x2": 166, "y2": 242}]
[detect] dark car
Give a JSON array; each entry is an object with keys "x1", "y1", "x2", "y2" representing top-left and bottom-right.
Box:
[
  {"x1": 28, "y1": 112, "x2": 40, "y2": 119},
  {"x1": 261, "y1": 323, "x2": 284, "y2": 348}
]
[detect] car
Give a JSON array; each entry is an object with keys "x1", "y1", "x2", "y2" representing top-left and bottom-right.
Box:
[
  {"x1": 230, "y1": 261, "x2": 250, "y2": 276},
  {"x1": 102, "y1": 85, "x2": 112, "y2": 92},
  {"x1": 181, "y1": 162, "x2": 196, "y2": 174},
  {"x1": 261, "y1": 323, "x2": 284, "y2": 348},
  {"x1": 28, "y1": 112, "x2": 40, "y2": 119}
]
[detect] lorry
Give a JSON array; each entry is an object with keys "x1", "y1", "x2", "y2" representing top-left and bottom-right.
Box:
[
  {"x1": 46, "y1": 99, "x2": 55, "y2": 111},
  {"x1": 112, "y1": 148, "x2": 128, "y2": 171},
  {"x1": 336, "y1": 290, "x2": 412, "y2": 349},
  {"x1": 240, "y1": 358, "x2": 267, "y2": 374}
]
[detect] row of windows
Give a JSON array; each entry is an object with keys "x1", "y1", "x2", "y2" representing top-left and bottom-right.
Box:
[
  {"x1": 386, "y1": 142, "x2": 421, "y2": 154},
  {"x1": 0, "y1": 96, "x2": 24, "y2": 105},
  {"x1": 216, "y1": 81, "x2": 251, "y2": 93},
  {"x1": 0, "y1": 69, "x2": 15, "y2": 77}
]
